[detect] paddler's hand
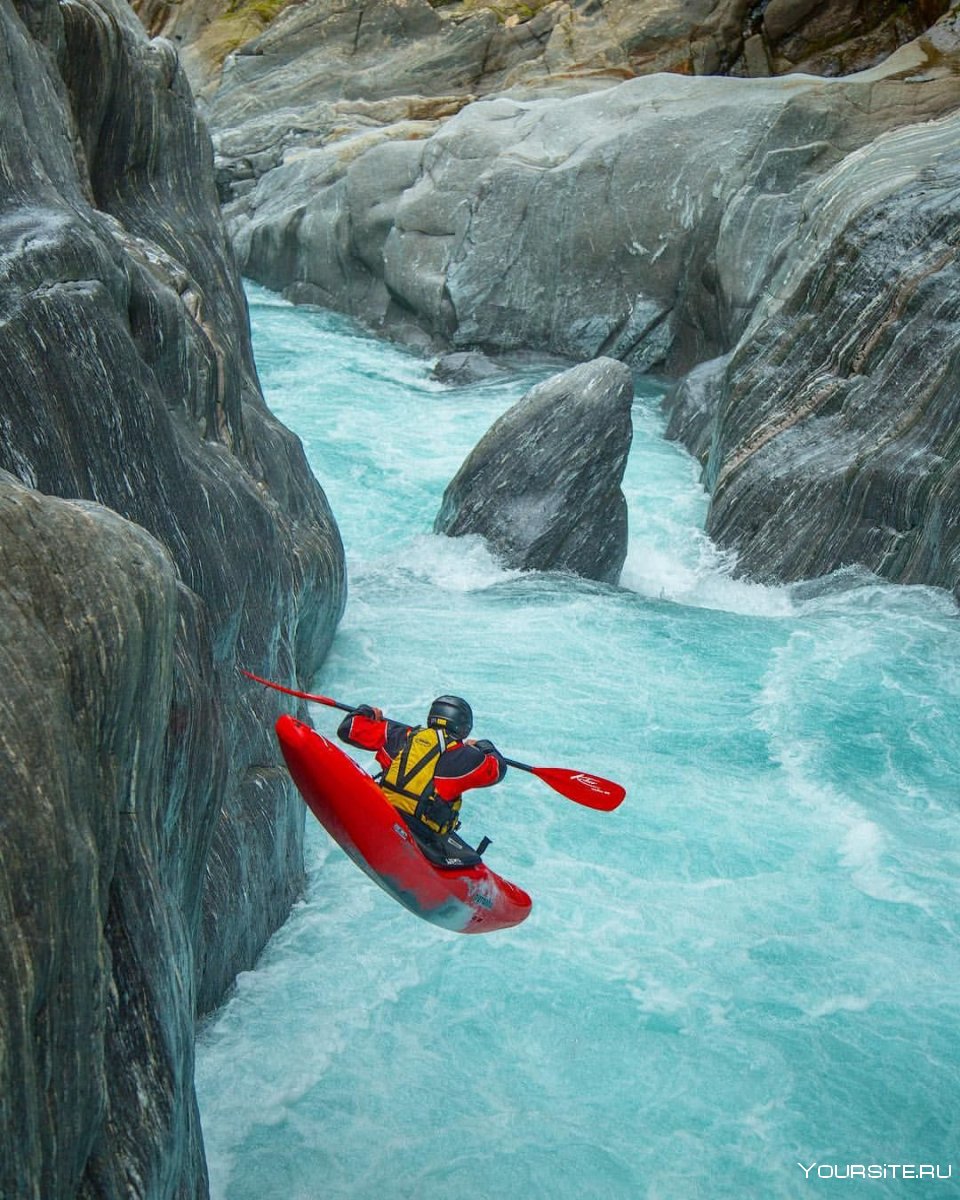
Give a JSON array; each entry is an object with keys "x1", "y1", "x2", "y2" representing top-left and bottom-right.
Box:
[
  {"x1": 351, "y1": 704, "x2": 382, "y2": 721},
  {"x1": 467, "y1": 739, "x2": 507, "y2": 780}
]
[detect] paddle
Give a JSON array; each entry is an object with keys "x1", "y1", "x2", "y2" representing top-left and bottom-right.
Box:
[
  {"x1": 500, "y1": 758, "x2": 625, "y2": 811},
  {"x1": 241, "y1": 669, "x2": 626, "y2": 811},
  {"x1": 241, "y1": 669, "x2": 353, "y2": 712}
]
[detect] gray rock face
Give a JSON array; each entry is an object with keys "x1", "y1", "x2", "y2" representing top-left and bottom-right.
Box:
[
  {"x1": 0, "y1": 0, "x2": 345, "y2": 1193},
  {"x1": 664, "y1": 354, "x2": 732, "y2": 466},
  {"x1": 208, "y1": 1, "x2": 960, "y2": 600},
  {"x1": 149, "y1": 0, "x2": 950, "y2": 128},
  {"x1": 188, "y1": 0, "x2": 951, "y2": 304},
  {"x1": 0, "y1": 478, "x2": 201, "y2": 1199},
  {"x1": 434, "y1": 358, "x2": 633, "y2": 582},
  {"x1": 697, "y1": 108, "x2": 960, "y2": 599},
  {"x1": 431, "y1": 350, "x2": 507, "y2": 385},
  {"x1": 224, "y1": 60, "x2": 960, "y2": 364}
]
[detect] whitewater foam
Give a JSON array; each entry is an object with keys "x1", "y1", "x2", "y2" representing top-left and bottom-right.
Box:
[{"x1": 196, "y1": 286, "x2": 960, "y2": 1200}]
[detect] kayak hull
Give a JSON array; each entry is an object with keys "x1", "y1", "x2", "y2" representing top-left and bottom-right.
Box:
[{"x1": 275, "y1": 714, "x2": 532, "y2": 934}]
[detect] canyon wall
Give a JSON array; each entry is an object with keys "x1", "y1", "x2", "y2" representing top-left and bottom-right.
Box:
[{"x1": 0, "y1": 0, "x2": 345, "y2": 1193}]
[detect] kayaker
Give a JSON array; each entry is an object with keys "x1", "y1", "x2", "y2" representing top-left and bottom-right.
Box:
[{"x1": 337, "y1": 695, "x2": 507, "y2": 841}]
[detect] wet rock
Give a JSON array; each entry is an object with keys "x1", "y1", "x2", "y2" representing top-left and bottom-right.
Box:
[
  {"x1": 0, "y1": 477, "x2": 202, "y2": 1198},
  {"x1": 431, "y1": 350, "x2": 507, "y2": 385},
  {"x1": 664, "y1": 354, "x2": 731, "y2": 466},
  {"x1": 435, "y1": 357, "x2": 633, "y2": 582},
  {"x1": 130, "y1": 0, "x2": 953, "y2": 324},
  {"x1": 699, "y1": 109, "x2": 960, "y2": 599},
  {"x1": 226, "y1": 57, "x2": 960, "y2": 365},
  {"x1": 138, "y1": 0, "x2": 859, "y2": 247},
  {"x1": 0, "y1": 0, "x2": 346, "y2": 1193}
]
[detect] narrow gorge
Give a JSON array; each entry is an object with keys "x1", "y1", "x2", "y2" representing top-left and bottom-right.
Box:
[{"x1": 2, "y1": 0, "x2": 959, "y2": 1196}]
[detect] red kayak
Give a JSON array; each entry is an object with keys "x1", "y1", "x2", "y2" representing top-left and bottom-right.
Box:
[{"x1": 275, "y1": 714, "x2": 532, "y2": 934}]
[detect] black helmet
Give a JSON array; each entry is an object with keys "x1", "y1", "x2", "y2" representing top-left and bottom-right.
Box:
[{"x1": 428, "y1": 695, "x2": 473, "y2": 739}]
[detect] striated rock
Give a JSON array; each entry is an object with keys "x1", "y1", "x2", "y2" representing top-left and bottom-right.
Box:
[
  {"x1": 226, "y1": 62, "x2": 960, "y2": 367},
  {"x1": 145, "y1": 0, "x2": 656, "y2": 106},
  {"x1": 688, "y1": 0, "x2": 951, "y2": 79},
  {"x1": 0, "y1": 478, "x2": 201, "y2": 1199},
  {"x1": 434, "y1": 357, "x2": 633, "y2": 581},
  {"x1": 663, "y1": 354, "x2": 731, "y2": 466},
  {"x1": 167, "y1": 0, "x2": 960, "y2": 604},
  {"x1": 764, "y1": 0, "x2": 950, "y2": 76},
  {"x1": 139, "y1": 0, "x2": 952, "y2": 109},
  {"x1": 696, "y1": 108, "x2": 960, "y2": 599},
  {"x1": 147, "y1": 0, "x2": 950, "y2": 237},
  {"x1": 0, "y1": 0, "x2": 346, "y2": 1193}
]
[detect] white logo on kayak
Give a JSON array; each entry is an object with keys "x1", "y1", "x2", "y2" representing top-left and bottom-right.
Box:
[
  {"x1": 393, "y1": 823, "x2": 410, "y2": 842},
  {"x1": 467, "y1": 882, "x2": 494, "y2": 910}
]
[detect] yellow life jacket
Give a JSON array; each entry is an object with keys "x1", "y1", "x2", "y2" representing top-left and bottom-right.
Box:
[{"x1": 381, "y1": 726, "x2": 462, "y2": 836}]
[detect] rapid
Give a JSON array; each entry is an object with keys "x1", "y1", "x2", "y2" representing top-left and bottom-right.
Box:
[{"x1": 196, "y1": 285, "x2": 960, "y2": 1199}]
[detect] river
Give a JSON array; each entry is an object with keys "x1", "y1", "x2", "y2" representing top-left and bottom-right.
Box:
[{"x1": 196, "y1": 285, "x2": 960, "y2": 1199}]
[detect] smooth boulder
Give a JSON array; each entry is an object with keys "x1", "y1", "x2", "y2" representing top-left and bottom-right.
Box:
[
  {"x1": 435, "y1": 358, "x2": 633, "y2": 582},
  {"x1": 224, "y1": 55, "x2": 960, "y2": 366}
]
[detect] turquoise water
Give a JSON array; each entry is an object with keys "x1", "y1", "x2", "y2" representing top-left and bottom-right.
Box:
[{"x1": 196, "y1": 286, "x2": 960, "y2": 1199}]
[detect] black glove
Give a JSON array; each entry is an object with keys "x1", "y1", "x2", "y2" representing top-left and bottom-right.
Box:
[
  {"x1": 351, "y1": 704, "x2": 381, "y2": 721},
  {"x1": 473, "y1": 739, "x2": 497, "y2": 755}
]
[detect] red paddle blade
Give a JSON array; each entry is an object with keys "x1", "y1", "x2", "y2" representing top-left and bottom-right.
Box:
[{"x1": 529, "y1": 766, "x2": 626, "y2": 810}]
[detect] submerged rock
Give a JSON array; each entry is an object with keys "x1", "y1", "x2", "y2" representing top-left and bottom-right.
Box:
[
  {"x1": 431, "y1": 350, "x2": 507, "y2": 385},
  {"x1": 434, "y1": 358, "x2": 633, "y2": 582}
]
